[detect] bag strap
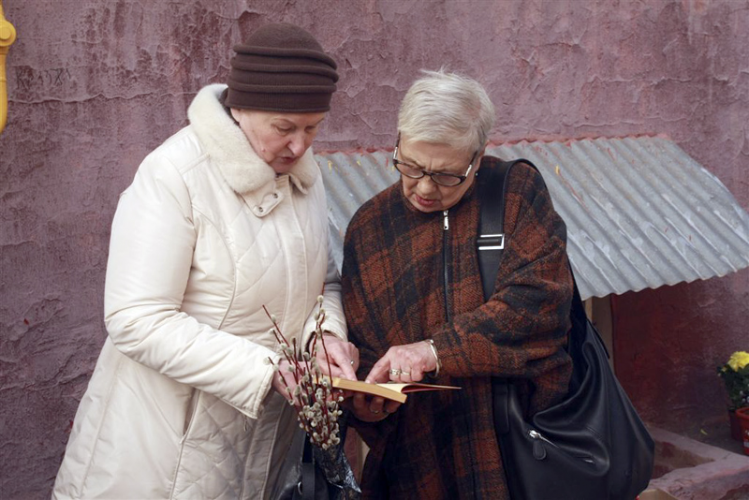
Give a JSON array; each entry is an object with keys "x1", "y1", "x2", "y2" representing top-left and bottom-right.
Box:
[
  {"x1": 478, "y1": 160, "x2": 609, "y2": 412},
  {"x1": 478, "y1": 159, "x2": 590, "y2": 333},
  {"x1": 477, "y1": 159, "x2": 534, "y2": 301},
  {"x1": 477, "y1": 159, "x2": 535, "y2": 438},
  {"x1": 299, "y1": 437, "x2": 317, "y2": 500}
]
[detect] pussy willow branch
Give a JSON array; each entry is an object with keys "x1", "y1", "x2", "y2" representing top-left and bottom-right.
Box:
[{"x1": 262, "y1": 298, "x2": 343, "y2": 449}]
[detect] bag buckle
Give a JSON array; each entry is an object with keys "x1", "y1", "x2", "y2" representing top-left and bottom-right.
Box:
[{"x1": 478, "y1": 233, "x2": 505, "y2": 250}]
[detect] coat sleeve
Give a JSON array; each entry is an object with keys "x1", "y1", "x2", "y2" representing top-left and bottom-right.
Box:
[
  {"x1": 103, "y1": 153, "x2": 278, "y2": 419},
  {"x1": 431, "y1": 165, "x2": 573, "y2": 379}
]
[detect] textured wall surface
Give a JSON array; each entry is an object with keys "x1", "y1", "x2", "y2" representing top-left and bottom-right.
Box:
[{"x1": 1, "y1": 0, "x2": 748, "y2": 497}]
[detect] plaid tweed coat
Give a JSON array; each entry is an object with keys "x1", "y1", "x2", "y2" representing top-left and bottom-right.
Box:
[{"x1": 341, "y1": 158, "x2": 574, "y2": 500}]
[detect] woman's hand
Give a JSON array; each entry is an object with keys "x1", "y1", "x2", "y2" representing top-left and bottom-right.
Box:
[
  {"x1": 343, "y1": 340, "x2": 435, "y2": 422},
  {"x1": 271, "y1": 358, "x2": 299, "y2": 401},
  {"x1": 366, "y1": 341, "x2": 436, "y2": 384},
  {"x1": 313, "y1": 333, "x2": 359, "y2": 380},
  {"x1": 343, "y1": 393, "x2": 402, "y2": 422}
]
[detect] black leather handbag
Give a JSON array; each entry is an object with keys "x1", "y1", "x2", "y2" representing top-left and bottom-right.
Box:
[
  {"x1": 477, "y1": 159, "x2": 655, "y2": 500},
  {"x1": 272, "y1": 428, "x2": 332, "y2": 500},
  {"x1": 271, "y1": 418, "x2": 361, "y2": 500}
]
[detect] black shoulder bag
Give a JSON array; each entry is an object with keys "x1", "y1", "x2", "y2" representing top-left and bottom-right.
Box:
[
  {"x1": 477, "y1": 159, "x2": 655, "y2": 500},
  {"x1": 271, "y1": 418, "x2": 361, "y2": 500},
  {"x1": 272, "y1": 428, "x2": 333, "y2": 500}
]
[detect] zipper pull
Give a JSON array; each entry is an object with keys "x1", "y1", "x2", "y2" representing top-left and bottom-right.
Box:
[
  {"x1": 532, "y1": 439, "x2": 547, "y2": 460},
  {"x1": 528, "y1": 429, "x2": 554, "y2": 445},
  {"x1": 528, "y1": 429, "x2": 550, "y2": 460},
  {"x1": 443, "y1": 210, "x2": 449, "y2": 230}
]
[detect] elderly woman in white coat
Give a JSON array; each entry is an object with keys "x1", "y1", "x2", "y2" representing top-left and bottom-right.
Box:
[{"x1": 53, "y1": 23, "x2": 357, "y2": 500}]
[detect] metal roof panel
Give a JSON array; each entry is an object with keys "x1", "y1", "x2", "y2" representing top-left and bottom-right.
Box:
[{"x1": 315, "y1": 136, "x2": 749, "y2": 300}]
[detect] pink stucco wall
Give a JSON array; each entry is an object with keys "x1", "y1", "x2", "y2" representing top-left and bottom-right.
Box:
[{"x1": 1, "y1": 1, "x2": 748, "y2": 497}]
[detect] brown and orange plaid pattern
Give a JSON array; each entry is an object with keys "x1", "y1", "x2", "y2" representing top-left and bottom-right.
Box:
[{"x1": 342, "y1": 157, "x2": 574, "y2": 499}]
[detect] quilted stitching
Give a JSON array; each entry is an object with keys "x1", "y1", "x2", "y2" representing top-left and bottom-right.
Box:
[
  {"x1": 170, "y1": 152, "x2": 329, "y2": 498},
  {"x1": 172, "y1": 395, "x2": 249, "y2": 498}
]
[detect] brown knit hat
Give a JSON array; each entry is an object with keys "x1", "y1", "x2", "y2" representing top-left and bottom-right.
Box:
[{"x1": 224, "y1": 23, "x2": 339, "y2": 113}]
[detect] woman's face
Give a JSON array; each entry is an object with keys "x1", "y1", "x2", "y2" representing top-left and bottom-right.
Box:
[
  {"x1": 231, "y1": 108, "x2": 327, "y2": 174},
  {"x1": 398, "y1": 138, "x2": 482, "y2": 213}
]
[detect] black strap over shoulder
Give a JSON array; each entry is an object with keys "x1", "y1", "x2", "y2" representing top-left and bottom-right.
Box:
[
  {"x1": 477, "y1": 159, "x2": 538, "y2": 302},
  {"x1": 477, "y1": 159, "x2": 602, "y2": 363},
  {"x1": 477, "y1": 158, "x2": 538, "y2": 438}
]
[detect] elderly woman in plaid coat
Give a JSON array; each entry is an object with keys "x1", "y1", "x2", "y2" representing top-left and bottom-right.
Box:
[{"x1": 341, "y1": 70, "x2": 574, "y2": 499}]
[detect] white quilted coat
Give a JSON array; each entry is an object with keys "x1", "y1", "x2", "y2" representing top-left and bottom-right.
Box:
[{"x1": 52, "y1": 84, "x2": 347, "y2": 499}]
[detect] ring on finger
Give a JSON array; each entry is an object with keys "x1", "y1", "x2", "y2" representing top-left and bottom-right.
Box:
[
  {"x1": 389, "y1": 368, "x2": 402, "y2": 376},
  {"x1": 370, "y1": 408, "x2": 380, "y2": 414}
]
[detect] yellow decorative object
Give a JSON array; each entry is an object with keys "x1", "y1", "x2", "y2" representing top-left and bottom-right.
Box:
[
  {"x1": 728, "y1": 351, "x2": 749, "y2": 371},
  {"x1": 0, "y1": 0, "x2": 17, "y2": 136},
  {"x1": 718, "y1": 350, "x2": 749, "y2": 410}
]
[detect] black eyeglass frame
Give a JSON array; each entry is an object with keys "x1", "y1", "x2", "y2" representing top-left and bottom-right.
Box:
[{"x1": 392, "y1": 134, "x2": 479, "y2": 187}]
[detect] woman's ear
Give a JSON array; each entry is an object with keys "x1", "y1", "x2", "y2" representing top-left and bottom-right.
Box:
[
  {"x1": 473, "y1": 144, "x2": 488, "y2": 175},
  {"x1": 230, "y1": 108, "x2": 242, "y2": 123},
  {"x1": 477, "y1": 144, "x2": 487, "y2": 161}
]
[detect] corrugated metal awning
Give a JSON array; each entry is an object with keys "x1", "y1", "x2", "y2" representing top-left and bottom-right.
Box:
[{"x1": 315, "y1": 136, "x2": 749, "y2": 300}]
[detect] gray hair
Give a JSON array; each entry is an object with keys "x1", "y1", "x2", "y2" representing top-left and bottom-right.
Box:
[{"x1": 397, "y1": 69, "x2": 496, "y2": 155}]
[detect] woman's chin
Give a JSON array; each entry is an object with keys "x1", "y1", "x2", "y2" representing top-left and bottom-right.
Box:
[{"x1": 270, "y1": 157, "x2": 298, "y2": 174}]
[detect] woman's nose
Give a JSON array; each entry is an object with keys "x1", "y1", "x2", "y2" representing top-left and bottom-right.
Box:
[
  {"x1": 416, "y1": 175, "x2": 437, "y2": 193},
  {"x1": 288, "y1": 134, "x2": 309, "y2": 157}
]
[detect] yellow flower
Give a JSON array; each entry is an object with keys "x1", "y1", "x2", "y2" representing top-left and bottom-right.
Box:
[{"x1": 727, "y1": 351, "x2": 749, "y2": 371}]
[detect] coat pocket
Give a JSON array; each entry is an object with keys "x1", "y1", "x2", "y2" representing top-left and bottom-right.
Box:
[{"x1": 180, "y1": 389, "x2": 201, "y2": 444}]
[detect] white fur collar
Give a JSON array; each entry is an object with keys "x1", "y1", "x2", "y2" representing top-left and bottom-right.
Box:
[{"x1": 187, "y1": 84, "x2": 319, "y2": 195}]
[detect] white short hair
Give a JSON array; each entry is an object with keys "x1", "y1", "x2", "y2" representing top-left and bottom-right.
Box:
[{"x1": 397, "y1": 69, "x2": 496, "y2": 155}]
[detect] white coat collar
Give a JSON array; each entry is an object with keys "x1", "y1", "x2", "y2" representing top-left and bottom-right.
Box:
[{"x1": 187, "y1": 84, "x2": 319, "y2": 196}]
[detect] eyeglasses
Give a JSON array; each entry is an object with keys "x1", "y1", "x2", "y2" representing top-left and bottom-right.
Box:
[{"x1": 392, "y1": 134, "x2": 477, "y2": 187}]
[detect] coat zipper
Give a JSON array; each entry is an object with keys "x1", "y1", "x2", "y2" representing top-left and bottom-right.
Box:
[
  {"x1": 442, "y1": 210, "x2": 452, "y2": 322},
  {"x1": 443, "y1": 208, "x2": 481, "y2": 498}
]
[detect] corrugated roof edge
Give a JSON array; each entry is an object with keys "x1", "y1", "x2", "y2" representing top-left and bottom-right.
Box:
[
  {"x1": 315, "y1": 136, "x2": 749, "y2": 300},
  {"x1": 313, "y1": 132, "x2": 673, "y2": 155}
]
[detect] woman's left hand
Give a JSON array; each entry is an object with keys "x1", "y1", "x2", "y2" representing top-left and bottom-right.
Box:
[
  {"x1": 314, "y1": 333, "x2": 359, "y2": 380},
  {"x1": 346, "y1": 393, "x2": 402, "y2": 422},
  {"x1": 366, "y1": 341, "x2": 436, "y2": 384}
]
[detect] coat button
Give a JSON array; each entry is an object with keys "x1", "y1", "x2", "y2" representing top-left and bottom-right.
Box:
[
  {"x1": 257, "y1": 206, "x2": 264, "y2": 213},
  {"x1": 273, "y1": 193, "x2": 279, "y2": 199}
]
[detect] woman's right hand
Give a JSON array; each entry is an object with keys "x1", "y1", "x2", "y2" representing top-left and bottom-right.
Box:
[
  {"x1": 271, "y1": 359, "x2": 299, "y2": 401},
  {"x1": 314, "y1": 333, "x2": 359, "y2": 380},
  {"x1": 365, "y1": 340, "x2": 436, "y2": 384}
]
